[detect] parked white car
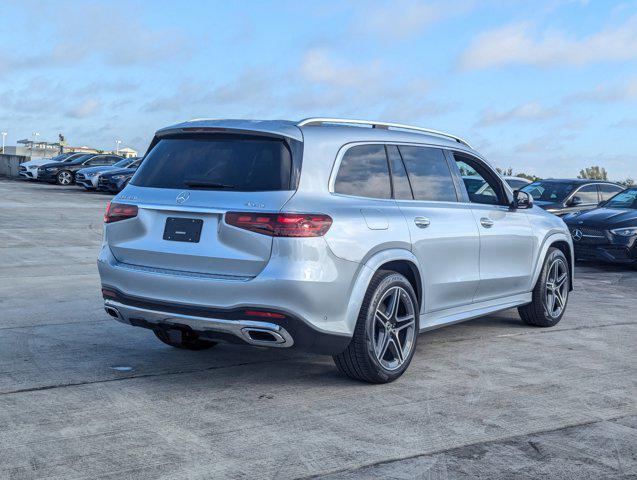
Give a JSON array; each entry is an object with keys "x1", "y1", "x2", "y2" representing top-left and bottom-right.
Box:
[{"x1": 18, "y1": 153, "x2": 86, "y2": 179}]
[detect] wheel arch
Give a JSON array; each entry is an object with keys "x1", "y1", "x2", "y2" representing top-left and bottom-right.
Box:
[
  {"x1": 344, "y1": 249, "x2": 423, "y2": 335},
  {"x1": 532, "y1": 232, "x2": 575, "y2": 291}
]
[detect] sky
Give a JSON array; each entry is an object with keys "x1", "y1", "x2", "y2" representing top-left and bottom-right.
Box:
[{"x1": 1, "y1": 0, "x2": 636, "y2": 180}]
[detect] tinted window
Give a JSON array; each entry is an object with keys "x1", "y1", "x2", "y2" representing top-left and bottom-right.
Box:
[
  {"x1": 334, "y1": 145, "x2": 391, "y2": 199},
  {"x1": 599, "y1": 184, "x2": 624, "y2": 201},
  {"x1": 574, "y1": 184, "x2": 599, "y2": 204},
  {"x1": 85, "y1": 157, "x2": 106, "y2": 165},
  {"x1": 398, "y1": 146, "x2": 457, "y2": 202},
  {"x1": 133, "y1": 136, "x2": 292, "y2": 191},
  {"x1": 605, "y1": 188, "x2": 637, "y2": 209},
  {"x1": 521, "y1": 182, "x2": 574, "y2": 202},
  {"x1": 386, "y1": 145, "x2": 413, "y2": 200}
]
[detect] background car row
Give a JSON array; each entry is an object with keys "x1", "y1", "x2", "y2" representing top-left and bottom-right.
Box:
[{"x1": 19, "y1": 152, "x2": 141, "y2": 193}]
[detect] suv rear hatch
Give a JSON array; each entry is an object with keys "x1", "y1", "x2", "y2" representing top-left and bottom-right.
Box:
[{"x1": 105, "y1": 132, "x2": 302, "y2": 279}]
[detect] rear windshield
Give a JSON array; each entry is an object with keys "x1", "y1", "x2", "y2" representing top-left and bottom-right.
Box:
[{"x1": 131, "y1": 136, "x2": 293, "y2": 191}]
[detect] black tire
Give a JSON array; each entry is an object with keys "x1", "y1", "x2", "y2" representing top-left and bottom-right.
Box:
[
  {"x1": 153, "y1": 328, "x2": 217, "y2": 351},
  {"x1": 333, "y1": 270, "x2": 419, "y2": 383},
  {"x1": 518, "y1": 247, "x2": 570, "y2": 327},
  {"x1": 56, "y1": 170, "x2": 74, "y2": 185}
]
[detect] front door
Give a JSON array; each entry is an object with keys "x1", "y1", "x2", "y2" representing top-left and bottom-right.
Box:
[{"x1": 452, "y1": 154, "x2": 535, "y2": 302}]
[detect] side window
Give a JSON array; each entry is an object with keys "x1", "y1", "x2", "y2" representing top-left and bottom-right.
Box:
[
  {"x1": 386, "y1": 145, "x2": 413, "y2": 200},
  {"x1": 398, "y1": 146, "x2": 457, "y2": 202},
  {"x1": 85, "y1": 157, "x2": 100, "y2": 165},
  {"x1": 599, "y1": 184, "x2": 624, "y2": 201},
  {"x1": 454, "y1": 155, "x2": 504, "y2": 205},
  {"x1": 574, "y1": 184, "x2": 599, "y2": 204},
  {"x1": 334, "y1": 145, "x2": 391, "y2": 199}
]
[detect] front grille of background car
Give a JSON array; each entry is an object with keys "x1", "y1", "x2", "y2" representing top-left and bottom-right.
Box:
[{"x1": 572, "y1": 227, "x2": 607, "y2": 245}]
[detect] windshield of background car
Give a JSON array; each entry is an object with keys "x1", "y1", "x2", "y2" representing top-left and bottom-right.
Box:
[
  {"x1": 62, "y1": 154, "x2": 85, "y2": 162},
  {"x1": 113, "y1": 159, "x2": 129, "y2": 168},
  {"x1": 132, "y1": 135, "x2": 293, "y2": 191},
  {"x1": 506, "y1": 179, "x2": 530, "y2": 190},
  {"x1": 68, "y1": 154, "x2": 92, "y2": 164},
  {"x1": 604, "y1": 188, "x2": 637, "y2": 209},
  {"x1": 521, "y1": 181, "x2": 575, "y2": 202}
]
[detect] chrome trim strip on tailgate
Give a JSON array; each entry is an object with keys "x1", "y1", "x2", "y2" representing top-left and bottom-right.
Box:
[{"x1": 112, "y1": 260, "x2": 253, "y2": 282}]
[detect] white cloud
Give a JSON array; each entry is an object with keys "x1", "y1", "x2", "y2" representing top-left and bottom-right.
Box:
[
  {"x1": 477, "y1": 102, "x2": 560, "y2": 126},
  {"x1": 354, "y1": 0, "x2": 474, "y2": 40},
  {"x1": 299, "y1": 48, "x2": 383, "y2": 88},
  {"x1": 565, "y1": 78, "x2": 637, "y2": 103},
  {"x1": 459, "y1": 15, "x2": 637, "y2": 70}
]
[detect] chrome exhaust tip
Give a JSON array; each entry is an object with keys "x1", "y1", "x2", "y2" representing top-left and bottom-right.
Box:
[
  {"x1": 104, "y1": 306, "x2": 121, "y2": 319},
  {"x1": 241, "y1": 327, "x2": 287, "y2": 345}
]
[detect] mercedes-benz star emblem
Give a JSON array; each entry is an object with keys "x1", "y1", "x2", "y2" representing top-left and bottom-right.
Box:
[
  {"x1": 176, "y1": 191, "x2": 190, "y2": 205},
  {"x1": 572, "y1": 229, "x2": 583, "y2": 241}
]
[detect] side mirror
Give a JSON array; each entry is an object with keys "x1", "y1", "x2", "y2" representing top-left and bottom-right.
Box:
[
  {"x1": 513, "y1": 190, "x2": 533, "y2": 209},
  {"x1": 570, "y1": 196, "x2": 583, "y2": 206}
]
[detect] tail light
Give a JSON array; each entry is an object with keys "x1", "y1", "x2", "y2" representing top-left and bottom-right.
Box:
[
  {"x1": 104, "y1": 201, "x2": 138, "y2": 223},
  {"x1": 225, "y1": 212, "x2": 332, "y2": 237}
]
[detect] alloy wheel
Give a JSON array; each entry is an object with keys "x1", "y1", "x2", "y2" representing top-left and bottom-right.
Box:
[
  {"x1": 545, "y1": 258, "x2": 568, "y2": 318},
  {"x1": 373, "y1": 286, "x2": 416, "y2": 371},
  {"x1": 58, "y1": 171, "x2": 72, "y2": 185}
]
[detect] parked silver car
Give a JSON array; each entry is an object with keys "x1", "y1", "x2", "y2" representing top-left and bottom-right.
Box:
[
  {"x1": 76, "y1": 158, "x2": 140, "y2": 190},
  {"x1": 98, "y1": 118, "x2": 574, "y2": 383}
]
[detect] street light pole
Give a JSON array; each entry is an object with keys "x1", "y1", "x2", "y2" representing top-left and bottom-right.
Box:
[
  {"x1": 115, "y1": 139, "x2": 122, "y2": 155},
  {"x1": 32, "y1": 132, "x2": 40, "y2": 157},
  {"x1": 1, "y1": 132, "x2": 6, "y2": 154}
]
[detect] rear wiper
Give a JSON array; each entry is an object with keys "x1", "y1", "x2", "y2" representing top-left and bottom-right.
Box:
[{"x1": 184, "y1": 181, "x2": 236, "y2": 190}]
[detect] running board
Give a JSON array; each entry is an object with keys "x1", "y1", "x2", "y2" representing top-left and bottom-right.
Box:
[{"x1": 420, "y1": 293, "x2": 532, "y2": 332}]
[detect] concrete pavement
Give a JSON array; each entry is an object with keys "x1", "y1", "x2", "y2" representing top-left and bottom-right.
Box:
[{"x1": 0, "y1": 178, "x2": 635, "y2": 479}]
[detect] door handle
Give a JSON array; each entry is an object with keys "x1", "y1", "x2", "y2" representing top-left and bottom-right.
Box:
[
  {"x1": 414, "y1": 217, "x2": 431, "y2": 229},
  {"x1": 480, "y1": 217, "x2": 494, "y2": 228}
]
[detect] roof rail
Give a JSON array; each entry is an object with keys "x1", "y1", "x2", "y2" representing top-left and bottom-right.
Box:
[{"x1": 297, "y1": 117, "x2": 472, "y2": 148}]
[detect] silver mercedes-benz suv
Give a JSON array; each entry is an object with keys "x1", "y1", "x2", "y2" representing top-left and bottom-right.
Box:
[{"x1": 98, "y1": 118, "x2": 574, "y2": 383}]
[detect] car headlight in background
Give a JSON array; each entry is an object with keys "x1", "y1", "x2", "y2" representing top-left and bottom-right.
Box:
[
  {"x1": 46, "y1": 167, "x2": 59, "y2": 171},
  {"x1": 610, "y1": 227, "x2": 637, "y2": 237},
  {"x1": 112, "y1": 175, "x2": 125, "y2": 180}
]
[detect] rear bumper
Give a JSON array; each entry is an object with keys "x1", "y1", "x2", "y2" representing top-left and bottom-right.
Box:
[
  {"x1": 97, "y1": 241, "x2": 361, "y2": 353},
  {"x1": 102, "y1": 289, "x2": 350, "y2": 354}
]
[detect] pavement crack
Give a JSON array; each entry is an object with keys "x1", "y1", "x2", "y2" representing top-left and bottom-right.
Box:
[{"x1": 299, "y1": 413, "x2": 636, "y2": 480}]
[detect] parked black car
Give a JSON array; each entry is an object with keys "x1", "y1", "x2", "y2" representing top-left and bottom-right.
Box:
[
  {"x1": 564, "y1": 187, "x2": 637, "y2": 266},
  {"x1": 521, "y1": 179, "x2": 624, "y2": 216},
  {"x1": 97, "y1": 160, "x2": 141, "y2": 192},
  {"x1": 38, "y1": 154, "x2": 123, "y2": 185}
]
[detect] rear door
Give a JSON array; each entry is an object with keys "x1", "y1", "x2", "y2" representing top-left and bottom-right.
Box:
[
  {"x1": 105, "y1": 134, "x2": 298, "y2": 278},
  {"x1": 391, "y1": 145, "x2": 480, "y2": 313}
]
